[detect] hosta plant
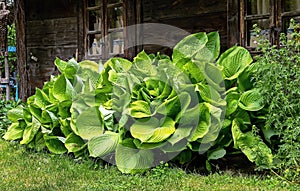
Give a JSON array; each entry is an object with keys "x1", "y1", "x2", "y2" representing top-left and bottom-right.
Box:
[{"x1": 4, "y1": 31, "x2": 274, "y2": 173}]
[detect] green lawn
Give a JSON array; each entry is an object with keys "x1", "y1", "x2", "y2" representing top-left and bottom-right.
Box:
[{"x1": 0, "y1": 139, "x2": 297, "y2": 191}]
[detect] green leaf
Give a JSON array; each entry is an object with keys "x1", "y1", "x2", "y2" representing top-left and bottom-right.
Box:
[
  {"x1": 217, "y1": 46, "x2": 252, "y2": 80},
  {"x1": 194, "y1": 32, "x2": 220, "y2": 62},
  {"x1": 107, "y1": 57, "x2": 132, "y2": 73},
  {"x1": 79, "y1": 60, "x2": 99, "y2": 72},
  {"x1": 64, "y1": 59, "x2": 80, "y2": 79},
  {"x1": 172, "y1": 32, "x2": 208, "y2": 64},
  {"x1": 237, "y1": 63, "x2": 257, "y2": 92},
  {"x1": 195, "y1": 83, "x2": 226, "y2": 106},
  {"x1": 88, "y1": 132, "x2": 119, "y2": 157},
  {"x1": 130, "y1": 117, "x2": 176, "y2": 143},
  {"x1": 76, "y1": 106, "x2": 104, "y2": 140},
  {"x1": 65, "y1": 133, "x2": 86, "y2": 153},
  {"x1": 116, "y1": 143, "x2": 154, "y2": 173},
  {"x1": 7, "y1": 106, "x2": 23, "y2": 122},
  {"x1": 99, "y1": 106, "x2": 116, "y2": 131},
  {"x1": 182, "y1": 60, "x2": 206, "y2": 83},
  {"x1": 20, "y1": 117, "x2": 41, "y2": 145},
  {"x1": 194, "y1": 103, "x2": 223, "y2": 144},
  {"x1": 44, "y1": 135, "x2": 67, "y2": 154},
  {"x1": 133, "y1": 50, "x2": 157, "y2": 77},
  {"x1": 207, "y1": 148, "x2": 226, "y2": 160},
  {"x1": 225, "y1": 91, "x2": 240, "y2": 116},
  {"x1": 238, "y1": 89, "x2": 264, "y2": 111},
  {"x1": 53, "y1": 74, "x2": 75, "y2": 102},
  {"x1": 231, "y1": 119, "x2": 273, "y2": 167},
  {"x1": 55, "y1": 58, "x2": 79, "y2": 80},
  {"x1": 41, "y1": 110, "x2": 59, "y2": 127},
  {"x1": 189, "y1": 104, "x2": 210, "y2": 141},
  {"x1": 33, "y1": 88, "x2": 50, "y2": 108},
  {"x1": 54, "y1": 58, "x2": 68, "y2": 73},
  {"x1": 128, "y1": 100, "x2": 152, "y2": 118},
  {"x1": 3, "y1": 123, "x2": 23, "y2": 140}
]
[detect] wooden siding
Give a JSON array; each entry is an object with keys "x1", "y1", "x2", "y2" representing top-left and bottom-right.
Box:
[
  {"x1": 24, "y1": 0, "x2": 79, "y2": 94},
  {"x1": 142, "y1": 0, "x2": 228, "y2": 54}
]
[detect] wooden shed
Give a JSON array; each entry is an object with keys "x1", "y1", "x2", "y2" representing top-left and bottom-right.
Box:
[{"x1": 14, "y1": 0, "x2": 300, "y2": 100}]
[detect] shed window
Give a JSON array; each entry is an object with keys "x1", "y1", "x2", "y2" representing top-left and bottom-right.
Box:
[
  {"x1": 86, "y1": 0, "x2": 124, "y2": 60},
  {"x1": 240, "y1": 0, "x2": 300, "y2": 49}
]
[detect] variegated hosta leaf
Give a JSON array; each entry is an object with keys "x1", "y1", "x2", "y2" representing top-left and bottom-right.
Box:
[
  {"x1": 130, "y1": 117, "x2": 176, "y2": 143},
  {"x1": 128, "y1": 100, "x2": 152, "y2": 118},
  {"x1": 88, "y1": 132, "x2": 119, "y2": 157},
  {"x1": 116, "y1": 143, "x2": 154, "y2": 174},
  {"x1": 76, "y1": 106, "x2": 104, "y2": 140}
]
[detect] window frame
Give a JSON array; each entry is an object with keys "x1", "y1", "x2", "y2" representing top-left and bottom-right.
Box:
[
  {"x1": 84, "y1": 0, "x2": 125, "y2": 61},
  {"x1": 238, "y1": 0, "x2": 300, "y2": 51}
]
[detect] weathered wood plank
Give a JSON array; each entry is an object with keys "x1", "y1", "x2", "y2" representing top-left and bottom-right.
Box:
[
  {"x1": 26, "y1": 17, "x2": 78, "y2": 47},
  {"x1": 143, "y1": 0, "x2": 227, "y2": 21},
  {"x1": 228, "y1": 0, "x2": 240, "y2": 47}
]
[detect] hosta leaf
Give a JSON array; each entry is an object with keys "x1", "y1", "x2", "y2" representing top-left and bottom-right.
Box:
[
  {"x1": 133, "y1": 50, "x2": 157, "y2": 77},
  {"x1": 7, "y1": 106, "x2": 23, "y2": 122},
  {"x1": 194, "y1": 32, "x2": 220, "y2": 62},
  {"x1": 76, "y1": 106, "x2": 104, "y2": 140},
  {"x1": 225, "y1": 91, "x2": 240, "y2": 116},
  {"x1": 58, "y1": 100, "x2": 72, "y2": 119},
  {"x1": 64, "y1": 58, "x2": 80, "y2": 80},
  {"x1": 41, "y1": 110, "x2": 59, "y2": 127},
  {"x1": 20, "y1": 117, "x2": 41, "y2": 145},
  {"x1": 53, "y1": 74, "x2": 75, "y2": 102},
  {"x1": 107, "y1": 57, "x2": 132, "y2": 73},
  {"x1": 130, "y1": 117, "x2": 176, "y2": 143},
  {"x1": 195, "y1": 103, "x2": 223, "y2": 144},
  {"x1": 44, "y1": 135, "x2": 67, "y2": 154},
  {"x1": 202, "y1": 62, "x2": 224, "y2": 90},
  {"x1": 79, "y1": 60, "x2": 99, "y2": 72},
  {"x1": 99, "y1": 106, "x2": 116, "y2": 131},
  {"x1": 238, "y1": 89, "x2": 264, "y2": 111},
  {"x1": 217, "y1": 46, "x2": 252, "y2": 80},
  {"x1": 195, "y1": 83, "x2": 226, "y2": 106},
  {"x1": 54, "y1": 58, "x2": 68, "y2": 73},
  {"x1": 172, "y1": 32, "x2": 208, "y2": 64},
  {"x1": 231, "y1": 119, "x2": 273, "y2": 167},
  {"x1": 3, "y1": 123, "x2": 23, "y2": 140},
  {"x1": 28, "y1": 105, "x2": 42, "y2": 123},
  {"x1": 60, "y1": 118, "x2": 72, "y2": 137},
  {"x1": 207, "y1": 148, "x2": 226, "y2": 160},
  {"x1": 116, "y1": 143, "x2": 154, "y2": 173},
  {"x1": 190, "y1": 103, "x2": 210, "y2": 141},
  {"x1": 182, "y1": 60, "x2": 206, "y2": 83},
  {"x1": 88, "y1": 132, "x2": 119, "y2": 157},
  {"x1": 33, "y1": 88, "x2": 50, "y2": 108},
  {"x1": 65, "y1": 133, "x2": 86, "y2": 153},
  {"x1": 128, "y1": 100, "x2": 152, "y2": 118},
  {"x1": 237, "y1": 63, "x2": 257, "y2": 92}
]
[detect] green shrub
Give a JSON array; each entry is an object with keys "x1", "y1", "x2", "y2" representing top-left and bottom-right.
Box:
[
  {"x1": 253, "y1": 21, "x2": 300, "y2": 183},
  {"x1": 3, "y1": 32, "x2": 274, "y2": 174}
]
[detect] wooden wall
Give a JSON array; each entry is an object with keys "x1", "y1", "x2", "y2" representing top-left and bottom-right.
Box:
[
  {"x1": 24, "y1": 0, "x2": 80, "y2": 95},
  {"x1": 142, "y1": 0, "x2": 228, "y2": 54},
  {"x1": 19, "y1": 0, "x2": 231, "y2": 99}
]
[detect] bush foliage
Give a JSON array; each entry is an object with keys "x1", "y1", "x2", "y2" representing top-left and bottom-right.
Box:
[
  {"x1": 1, "y1": 30, "x2": 297, "y2": 181},
  {"x1": 253, "y1": 21, "x2": 300, "y2": 182}
]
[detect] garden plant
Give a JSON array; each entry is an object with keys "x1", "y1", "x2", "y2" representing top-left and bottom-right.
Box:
[{"x1": 2, "y1": 30, "x2": 299, "y2": 184}]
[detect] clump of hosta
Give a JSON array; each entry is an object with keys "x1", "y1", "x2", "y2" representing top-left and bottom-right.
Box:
[{"x1": 4, "y1": 31, "x2": 274, "y2": 174}]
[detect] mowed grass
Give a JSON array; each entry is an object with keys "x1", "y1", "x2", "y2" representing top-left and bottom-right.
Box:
[{"x1": 0, "y1": 139, "x2": 297, "y2": 191}]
